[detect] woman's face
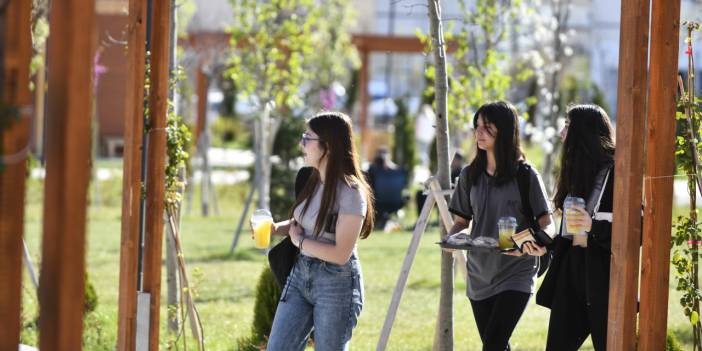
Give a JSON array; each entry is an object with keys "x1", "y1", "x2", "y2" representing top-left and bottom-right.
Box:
[
  {"x1": 475, "y1": 116, "x2": 497, "y2": 152},
  {"x1": 560, "y1": 119, "x2": 569, "y2": 142},
  {"x1": 300, "y1": 129, "x2": 325, "y2": 169}
]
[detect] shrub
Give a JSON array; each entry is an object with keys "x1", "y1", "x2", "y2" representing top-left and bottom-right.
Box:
[
  {"x1": 667, "y1": 332, "x2": 684, "y2": 351},
  {"x1": 392, "y1": 98, "x2": 417, "y2": 178},
  {"x1": 269, "y1": 164, "x2": 298, "y2": 220},
  {"x1": 84, "y1": 273, "x2": 98, "y2": 315},
  {"x1": 211, "y1": 117, "x2": 250, "y2": 149},
  {"x1": 270, "y1": 114, "x2": 305, "y2": 219}
]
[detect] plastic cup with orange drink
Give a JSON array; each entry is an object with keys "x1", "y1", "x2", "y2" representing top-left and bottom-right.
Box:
[
  {"x1": 251, "y1": 209, "x2": 273, "y2": 249},
  {"x1": 564, "y1": 196, "x2": 587, "y2": 237}
]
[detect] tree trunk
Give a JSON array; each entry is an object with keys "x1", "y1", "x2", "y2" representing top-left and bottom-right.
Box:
[
  {"x1": 540, "y1": 0, "x2": 570, "y2": 189},
  {"x1": 200, "y1": 116, "x2": 211, "y2": 216},
  {"x1": 428, "y1": 1, "x2": 453, "y2": 350},
  {"x1": 256, "y1": 102, "x2": 273, "y2": 210}
]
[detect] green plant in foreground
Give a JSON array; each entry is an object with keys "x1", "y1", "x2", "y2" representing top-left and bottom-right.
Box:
[{"x1": 672, "y1": 20, "x2": 702, "y2": 351}]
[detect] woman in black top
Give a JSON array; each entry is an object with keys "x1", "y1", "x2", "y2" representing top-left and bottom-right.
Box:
[{"x1": 536, "y1": 104, "x2": 615, "y2": 351}]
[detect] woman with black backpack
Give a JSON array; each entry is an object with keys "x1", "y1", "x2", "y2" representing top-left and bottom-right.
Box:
[
  {"x1": 536, "y1": 104, "x2": 615, "y2": 351},
  {"x1": 447, "y1": 101, "x2": 555, "y2": 351},
  {"x1": 265, "y1": 112, "x2": 375, "y2": 351}
]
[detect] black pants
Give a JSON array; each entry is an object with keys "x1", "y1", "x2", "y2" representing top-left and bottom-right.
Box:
[
  {"x1": 469, "y1": 290, "x2": 531, "y2": 351},
  {"x1": 546, "y1": 247, "x2": 608, "y2": 351}
]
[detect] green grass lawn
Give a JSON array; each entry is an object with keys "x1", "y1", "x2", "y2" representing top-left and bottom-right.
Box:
[{"x1": 18, "y1": 174, "x2": 695, "y2": 350}]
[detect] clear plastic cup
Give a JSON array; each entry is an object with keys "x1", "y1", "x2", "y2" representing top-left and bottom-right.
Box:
[
  {"x1": 564, "y1": 196, "x2": 587, "y2": 236},
  {"x1": 251, "y1": 209, "x2": 273, "y2": 249},
  {"x1": 497, "y1": 216, "x2": 517, "y2": 250}
]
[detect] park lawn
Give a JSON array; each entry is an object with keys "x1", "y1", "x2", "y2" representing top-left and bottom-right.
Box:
[{"x1": 19, "y1": 175, "x2": 694, "y2": 350}]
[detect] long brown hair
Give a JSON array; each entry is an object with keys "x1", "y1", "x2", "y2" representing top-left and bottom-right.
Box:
[{"x1": 291, "y1": 112, "x2": 375, "y2": 239}]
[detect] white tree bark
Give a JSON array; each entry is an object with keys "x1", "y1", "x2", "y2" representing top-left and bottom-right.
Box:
[
  {"x1": 540, "y1": 0, "x2": 571, "y2": 189},
  {"x1": 428, "y1": 1, "x2": 453, "y2": 350},
  {"x1": 256, "y1": 102, "x2": 275, "y2": 210}
]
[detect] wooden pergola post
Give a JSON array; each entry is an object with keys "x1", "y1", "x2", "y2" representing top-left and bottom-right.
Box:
[
  {"x1": 38, "y1": 0, "x2": 96, "y2": 349},
  {"x1": 638, "y1": 0, "x2": 681, "y2": 349},
  {"x1": 142, "y1": 0, "x2": 172, "y2": 349},
  {"x1": 349, "y1": 35, "x2": 456, "y2": 161},
  {"x1": 358, "y1": 48, "x2": 369, "y2": 160},
  {"x1": 0, "y1": 0, "x2": 32, "y2": 348},
  {"x1": 195, "y1": 62, "x2": 207, "y2": 145},
  {"x1": 607, "y1": 0, "x2": 650, "y2": 349},
  {"x1": 117, "y1": 0, "x2": 148, "y2": 349}
]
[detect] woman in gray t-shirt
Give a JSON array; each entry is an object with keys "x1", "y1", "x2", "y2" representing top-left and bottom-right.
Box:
[
  {"x1": 266, "y1": 112, "x2": 375, "y2": 351},
  {"x1": 448, "y1": 101, "x2": 554, "y2": 351}
]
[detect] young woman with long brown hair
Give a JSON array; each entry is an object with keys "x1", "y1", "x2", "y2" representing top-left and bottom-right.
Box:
[{"x1": 266, "y1": 112, "x2": 375, "y2": 351}]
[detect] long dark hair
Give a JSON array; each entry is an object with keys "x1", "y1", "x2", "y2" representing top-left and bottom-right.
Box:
[
  {"x1": 554, "y1": 104, "x2": 615, "y2": 210},
  {"x1": 291, "y1": 112, "x2": 375, "y2": 239},
  {"x1": 468, "y1": 101, "x2": 525, "y2": 186}
]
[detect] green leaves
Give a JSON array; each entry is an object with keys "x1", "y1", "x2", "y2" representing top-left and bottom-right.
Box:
[
  {"x1": 420, "y1": 0, "x2": 532, "y2": 125},
  {"x1": 227, "y1": 0, "x2": 357, "y2": 113},
  {"x1": 165, "y1": 65, "x2": 192, "y2": 207},
  {"x1": 673, "y1": 27, "x2": 702, "y2": 333}
]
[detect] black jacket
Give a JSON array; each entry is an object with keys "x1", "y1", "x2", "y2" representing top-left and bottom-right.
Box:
[{"x1": 536, "y1": 168, "x2": 615, "y2": 309}]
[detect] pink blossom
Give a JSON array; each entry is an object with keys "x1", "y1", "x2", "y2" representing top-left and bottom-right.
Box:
[{"x1": 93, "y1": 48, "x2": 108, "y2": 94}]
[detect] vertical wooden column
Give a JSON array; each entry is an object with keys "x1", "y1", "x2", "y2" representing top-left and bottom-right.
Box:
[
  {"x1": 0, "y1": 0, "x2": 32, "y2": 348},
  {"x1": 117, "y1": 0, "x2": 148, "y2": 349},
  {"x1": 607, "y1": 0, "x2": 650, "y2": 349},
  {"x1": 142, "y1": 0, "x2": 171, "y2": 349},
  {"x1": 33, "y1": 50, "x2": 46, "y2": 155},
  {"x1": 38, "y1": 0, "x2": 95, "y2": 349},
  {"x1": 195, "y1": 62, "x2": 207, "y2": 145},
  {"x1": 638, "y1": 0, "x2": 681, "y2": 349},
  {"x1": 358, "y1": 49, "x2": 369, "y2": 160}
]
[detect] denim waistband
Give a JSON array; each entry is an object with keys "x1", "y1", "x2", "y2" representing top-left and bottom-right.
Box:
[{"x1": 299, "y1": 252, "x2": 358, "y2": 262}]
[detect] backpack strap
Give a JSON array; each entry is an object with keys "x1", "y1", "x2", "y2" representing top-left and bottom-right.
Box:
[
  {"x1": 516, "y1": 162, "x2": 538, "y2": 230},
  {"x1": 591, "y1": 167, "x2": 612, "y2": 222},
  {"x1": 461, "y1": 166, "x2": 474, "y2": 217}
]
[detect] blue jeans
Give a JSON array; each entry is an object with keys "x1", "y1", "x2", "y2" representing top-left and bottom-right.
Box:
[{"x1": 267, "y1": 254, "x2": 364, "y2": 351}]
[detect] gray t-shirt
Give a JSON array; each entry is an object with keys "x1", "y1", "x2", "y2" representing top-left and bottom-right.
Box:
[
  {"x1": 449, "y1": 164, "x2": 551, "y2": 300},
  {"x1": 293, "y1": 180, "x2": 367, "y2": 257}
]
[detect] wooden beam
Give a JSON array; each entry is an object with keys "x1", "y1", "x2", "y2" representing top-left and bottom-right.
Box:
[
  {"x1": 38, "y1": 0, "x2": 95, "y2": 349},
  {"x1": 142, "y1": 0, "x2": 172, "y2": 349},
  {"x1": 181, "y1": 33, "x2": 454, "y2": 55},
  {"x1": 608, "y1": 0, "x2": 650, "y2": 349},
  {"x1": 117, "y1": 0, "x2": 148, "y2": 349},
  {"x1": 351, "y1": 34, "x2": 457, "y2": 54},
  {"x1": 0, "y1": 0, "x2": 32, "y2": 348},
  {"x1": 638, "y1": 0, "x2": 681, "y2": 349},
  {"x1": 195, "y1": 63, "x2": 207, "y2": 144},
  {"x1": 180, "y1": 32, "x2": 230, "y2": 50},
  {"x1": 358, "y1": 49, "x2": 369, "y2": 160},
  {"x1": 352, "y1": 34, "x2": 425, "y2": 53}
]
